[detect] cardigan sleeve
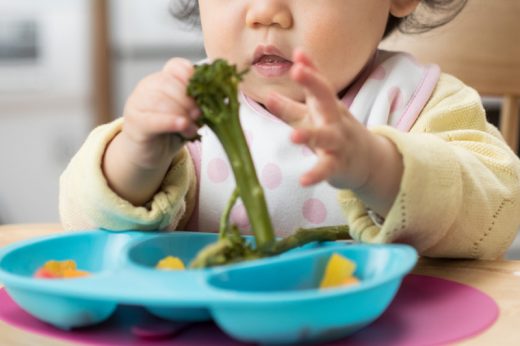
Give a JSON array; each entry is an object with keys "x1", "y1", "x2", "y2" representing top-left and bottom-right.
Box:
[
  {"x1": 339, "y1": 73, "x2": 520, "y2": 259},
  {"x1": 59, "y1": 118, "x2": 197, "y2": 232}
]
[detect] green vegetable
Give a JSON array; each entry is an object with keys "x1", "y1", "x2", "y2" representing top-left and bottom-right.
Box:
[
  {"x1": 187, "y1": 60, "x2": 275, "y2": 251},
  {"x1": 187, "y1": 59, "x2": 349, "y2": 268}
]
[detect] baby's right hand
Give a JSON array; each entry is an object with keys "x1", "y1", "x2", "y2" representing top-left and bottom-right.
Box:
[{"x1": 120, "y1": 58, "x2": 201, "y2": 169}]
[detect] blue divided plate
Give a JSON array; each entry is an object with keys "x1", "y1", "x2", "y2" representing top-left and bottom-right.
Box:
[{"x1": 0, "y1": 230, "x2": 417, "y2": 344}]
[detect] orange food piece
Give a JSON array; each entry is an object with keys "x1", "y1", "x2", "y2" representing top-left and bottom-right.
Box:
[
  {"x1": 34, "y1": 268, "x2": 58, "y2": 279},
  {"x1": 62, "y1": 269, "x2": 90, "y2": 278},
  {"x1": 342, "y1": 276, "x2": 360, "y2": 286},
  {"x1": 34, "y1": 260, "x2": 90, "y2": 279}
]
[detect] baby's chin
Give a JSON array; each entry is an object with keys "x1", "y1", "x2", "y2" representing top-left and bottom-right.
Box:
[{"x1": 241, "y1": 81, "x2": 305, "y2": 106}]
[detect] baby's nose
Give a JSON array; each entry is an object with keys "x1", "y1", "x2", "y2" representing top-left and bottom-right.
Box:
[{"x1": 245, "y1": 0, "x2": 293, "y2": 29}]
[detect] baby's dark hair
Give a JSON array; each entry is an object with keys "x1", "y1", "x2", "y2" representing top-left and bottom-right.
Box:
[
  {"x1": 171, "y1": 0, "x2": 468, "y2": 38},
  {"x1": 384, "y1": 0, "x2": 468, "y2": 37}
]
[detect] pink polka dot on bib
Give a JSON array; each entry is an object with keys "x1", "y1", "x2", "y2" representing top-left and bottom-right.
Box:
[
  {"x1": 302, "y1": 198, "x2": 327, "y2": 224},
  {"x1": 207, "y1": 158, "x2": 230, "y2": 183},
  {"x1": 230, "y1": 204, "x2": 250, "y2": 230}
]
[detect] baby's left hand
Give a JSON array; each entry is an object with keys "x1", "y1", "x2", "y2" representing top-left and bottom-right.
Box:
[{"x1": 267, "y1": 50, "x2": 378, "y2": 190}]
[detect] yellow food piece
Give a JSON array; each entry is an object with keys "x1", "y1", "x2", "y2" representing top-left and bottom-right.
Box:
[
  {"x1": 156, "y1": 256, "x2": 185, "y2": 270},
  {"x1": 41, "y1": 260, "x2": 90, "y2": 278},
  {"x1": 43, "y1": 260, "x2": 76, "y2": 276},
  {"x1": 319, "y1": 253, "x2": 359, "y2": 289}
]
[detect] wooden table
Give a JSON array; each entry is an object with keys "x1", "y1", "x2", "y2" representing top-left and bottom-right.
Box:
[{"x1": 1, "y1": 224, "x2": 520, "y2": 345}]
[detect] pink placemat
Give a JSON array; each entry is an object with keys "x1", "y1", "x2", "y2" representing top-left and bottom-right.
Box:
[{"x1": 0, "y1": 274, "x2": 498, "y2": 346}]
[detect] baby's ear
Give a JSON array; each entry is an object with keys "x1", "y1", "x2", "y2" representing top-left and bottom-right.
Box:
[{"x1": 389, "y1": 0, "x2": 421, "y2": 18}]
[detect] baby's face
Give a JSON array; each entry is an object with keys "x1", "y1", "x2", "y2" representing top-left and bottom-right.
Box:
[{"x1": 198, "y1": 0, "x2": 397, "y2": 104}]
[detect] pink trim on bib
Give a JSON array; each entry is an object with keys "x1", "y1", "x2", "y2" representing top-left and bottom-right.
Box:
[{"x1": 395, "y1": 64, "x2": 440, "y2": 131}]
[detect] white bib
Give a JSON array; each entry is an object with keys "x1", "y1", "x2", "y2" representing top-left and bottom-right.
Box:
[
  {"x1": 197, "y1": 51, "x2": 439, "y2": 236},
  {"x1": 345, "y1": 50, "x2": 440, "y2": 131}
]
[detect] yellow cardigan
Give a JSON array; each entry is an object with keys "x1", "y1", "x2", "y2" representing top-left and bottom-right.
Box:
[{"x1": 59, "y1": 73, "x2": 520, "y2": 259}]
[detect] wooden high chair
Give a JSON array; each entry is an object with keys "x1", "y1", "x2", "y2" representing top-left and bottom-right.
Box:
[{"x1": 380, "y1": 0, "x2": 520, "y2": 154}]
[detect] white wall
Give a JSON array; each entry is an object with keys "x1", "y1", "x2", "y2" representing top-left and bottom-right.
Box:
[
  {"x1": 0, "y1": 0, "x2": 93, "y2": 224},
  {"x1": 109, "y1": 0, "x2": 205, "y2": 117},
  {"x1": 0, "y1": 108, "x2": 90, "y2": 223}
]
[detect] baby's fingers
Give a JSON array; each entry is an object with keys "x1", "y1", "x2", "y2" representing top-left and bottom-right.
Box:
[
  {"x1": 125, "y1": 110, "x2": 198, "y2": 140},
  {"x1": 291, "y1": 52, "x2": 338, "y2": 123},
  {"x1": 300, "y1": 154, "x2": 336, "y2": 187},
  {"x1": 163, "y1": 57, "x2": 195, "y2": 85},
  {"x1": 291, "y1": 126, "x2": 342, "y2": 186},
  {"x1": 291, "y1": 127, "x2": 341, "y2": 152},
  {"x1": 149, "y1": 113, "x2": 199, "y2": 137},
  {"x1": 266, "y1": 92, "x2": 306, "y2": 126}
]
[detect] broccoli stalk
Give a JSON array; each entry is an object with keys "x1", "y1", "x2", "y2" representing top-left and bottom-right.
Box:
[
  {"x1": 187, "y1": 60, "x2": 275, "y2": 252},
  {"x1": 187, "y1": 59, "x2": 349, "y2": 268}
]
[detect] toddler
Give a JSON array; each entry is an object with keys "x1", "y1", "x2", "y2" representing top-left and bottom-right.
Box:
[{"x1": 60, "y1": 0, "x2": 520, "y2": 259}]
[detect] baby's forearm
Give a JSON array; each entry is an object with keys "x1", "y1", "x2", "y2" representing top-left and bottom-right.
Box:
[
  {"x1": 355, "y1": 135, "x2": 404, "y2": 217},
  {"x1": 102, "y1": 133, "x2": 174, "y2": 206}
]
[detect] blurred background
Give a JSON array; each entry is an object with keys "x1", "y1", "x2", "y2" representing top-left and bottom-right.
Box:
[
  {"x1": 0, "y1": 0, "x2": 204, "y2": 225},
  {"x1": 0, "y1": 0, "x2": 518, "y2": 257}
]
